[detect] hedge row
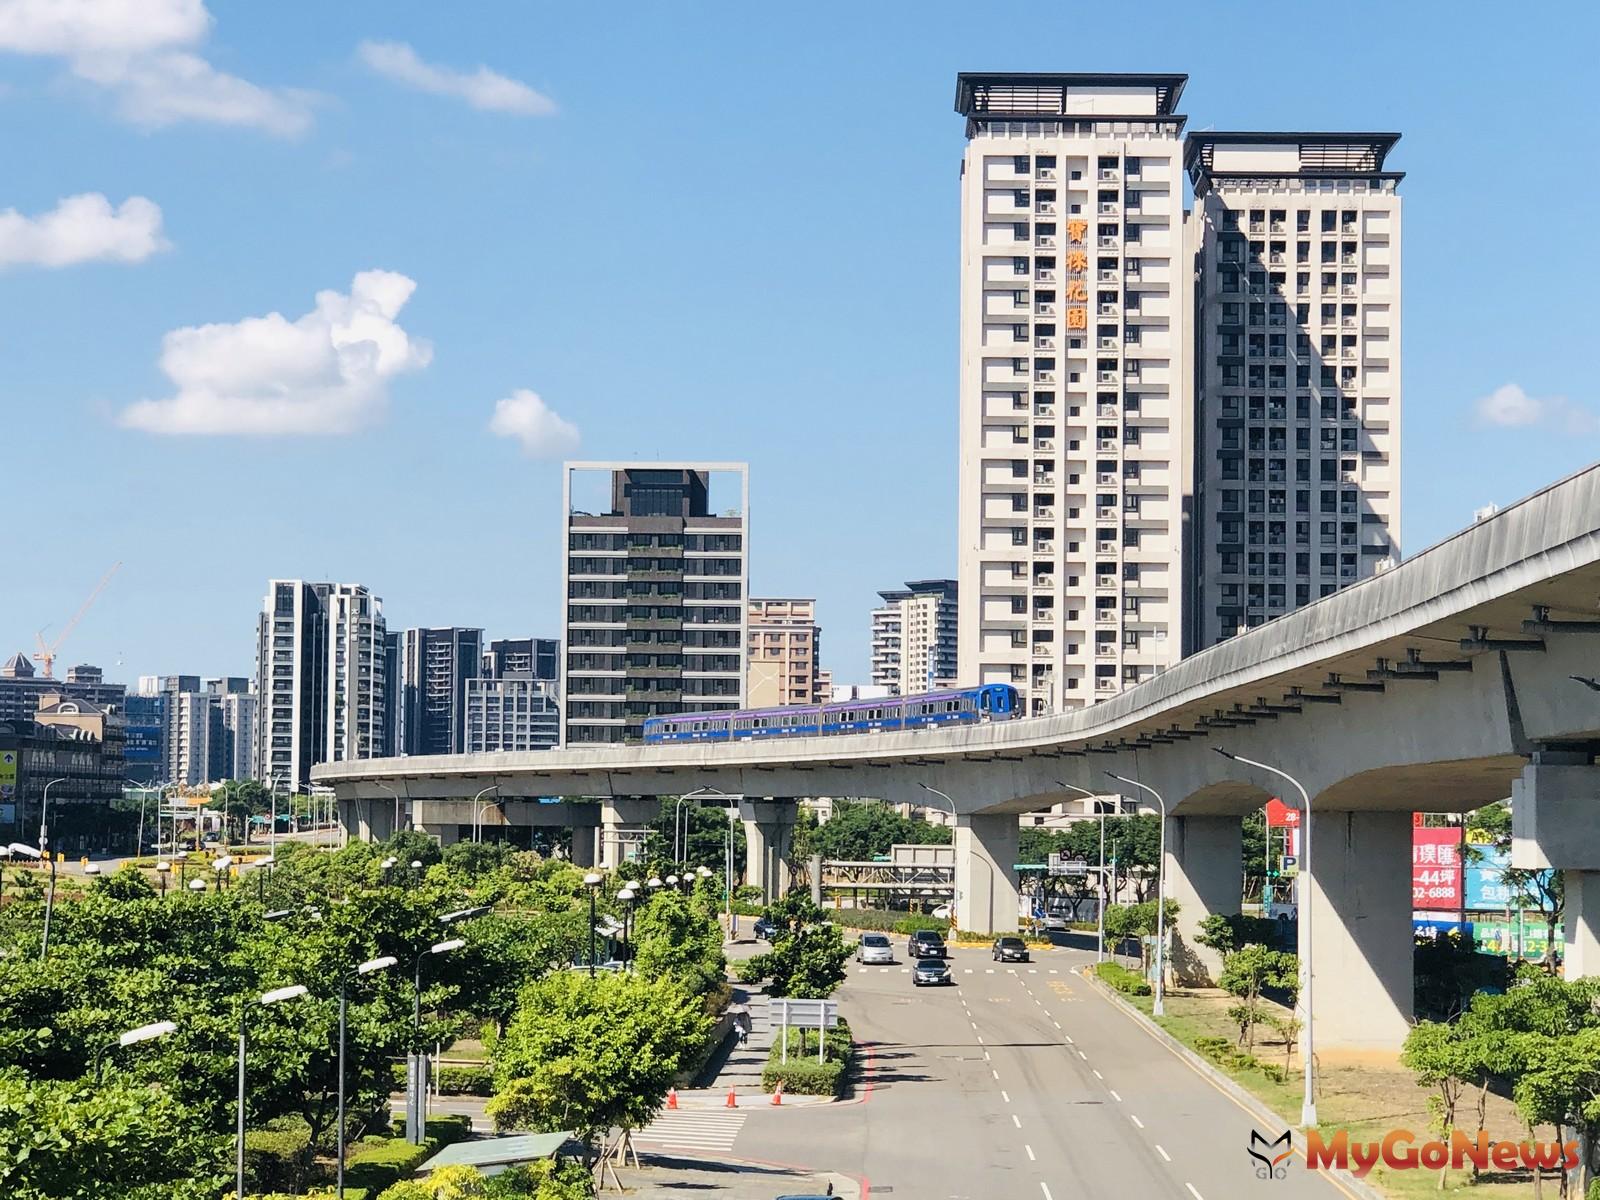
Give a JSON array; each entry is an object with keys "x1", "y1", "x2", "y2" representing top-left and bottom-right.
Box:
[
  {"x1": 1093, "y1": 960, "x2": 1151, "y2": 996},
  {"x1": 1193, "y1": 1036, "x2": 1290, "y2": 1084},
  {"x1": 825, "y1": 909, "x2": 948, "y2": 936},
  {"x1": 344, "y1": 1115, "x2": 472, "y2": 1195},
  {"x1": 760, "y1": 1021, "x2": 854, "y2": 1096}
]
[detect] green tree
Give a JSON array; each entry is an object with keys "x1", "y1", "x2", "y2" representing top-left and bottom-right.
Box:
[
  {"x1": 1401, "y1": 1020, "x2": 1481, "y2": 1187},
  {"x1": 487, "y1": 971, "x2": 710, "y2": 1167},
  {"x1": 743, "y1": 894, "x2": 852, "y2": 998},
  {"x1": 1102, "y1": 899, "x2": 1180, "y2": 972},
  {"x1": 631, "y1": 889, "x2": 725, "y2": 998},
  {"x1": 1218, "y1": 944, "x2": 1298, "y2": 1053},
  {"x1": 1195, "y1": 912, "x2": 1282, "y2": 957}
]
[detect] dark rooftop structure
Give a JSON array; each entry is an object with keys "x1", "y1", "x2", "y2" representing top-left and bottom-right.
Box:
[
  {"x1": 955, "y1": 72, "x2": 1187, "y2": 118},
  {"x1": 1184, "y1": 132, "x2": 1404, "y2": 188}
]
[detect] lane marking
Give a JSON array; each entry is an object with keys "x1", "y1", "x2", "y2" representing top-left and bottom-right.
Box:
[
  {"x1": 986, "y1": 968, "x2": 995, "y2": 974},
  {"x1": 1041, "y1": 1183, "x2": 1055, "y2": 1200},
  {"x1": 1025, "y1": 1144, "x2": 1036, "y2": 1162},
  {"x1": 984, "y1": 1051, "x2": 991, "y2": 1061},
  {"x1": 1028, "y1": 969, "x2": 1037, "y2": 974},
  {"x1": 1077, "y1": 1050, "x2": 1086, "y2": 1060},
  {"x1": 1092, "y1": 1069, "x2": 1103, "y2": 1080},
  {"x1": 1155, "y1": 1145, "x2": 1171, "y2": 1162},
  {"x1": 1049, "y1": 968, "x2": 1058, "y2": 974},
  {"x1": 1001, "y1": 1089, "x2": 1011, "y2": 1103},
  {"x1": 1186, "y1": 1185, "x2": 1203, "y2": 1200},
  {"x1": 1011, "y1": 1114, "x2": 1022, "y2": 1129},
  {"x1": 977, "y1": 1034, "x2": 985, "y2": 1044},
  {"x1": 900, "y1": 968, "x2": 908, "y2": 973},
  {"x1": 992, "y1": 1069, "x2": 999, "y2": 1080},
  {"x1": 1130, "y1": 1114, "x2": 1145, "y2": 1129},
  {"x1": 1109, "y1": 1089, "x2": 1121, "y2": 1102},
  {"x1": 964, "y1": 968, "x2": 973, "y2": 974},
  {"x1": 1063, "y1": 1033, "x2": 1073, "y2": 1043}
]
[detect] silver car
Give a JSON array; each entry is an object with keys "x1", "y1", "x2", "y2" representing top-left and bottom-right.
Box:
[{"x1": 856, "y1": 933, "x2": 894, "y2": 964}]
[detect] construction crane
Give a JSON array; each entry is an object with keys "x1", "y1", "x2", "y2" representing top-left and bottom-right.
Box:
[{"x1": 33, "y1": 562, "x2": 122, "y2": 678}]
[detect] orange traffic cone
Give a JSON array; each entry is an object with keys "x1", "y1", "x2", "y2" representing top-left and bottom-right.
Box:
[
  {"x1": 771, "y1": 1081, "x2": 783, "y2": 1106},
  {"x1": 666, "y1": 1087, "x2": 678, "y2": 1110},
  {"x1": 725, "y1": 1088, "x2": 738, "y2": 1108}
]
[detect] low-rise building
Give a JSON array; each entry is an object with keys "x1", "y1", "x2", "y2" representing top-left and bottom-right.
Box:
[{"x1": 1, "y1": 693, "x2": 128, "y2": 854}]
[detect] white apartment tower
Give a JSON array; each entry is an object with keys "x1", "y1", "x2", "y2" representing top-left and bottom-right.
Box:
[
  {"x1": 1185, "y1": 133, "x2": 1402, "y2": 646},
  {"x1": 871, "y1": 580, "x2": 959, "y2": 697},
  {"x1": 254, "y1": 581, "x2": 387, "y2": 788},
  {"x1": 956, "y1": 74, "x2": 1190, "y2": 716}
]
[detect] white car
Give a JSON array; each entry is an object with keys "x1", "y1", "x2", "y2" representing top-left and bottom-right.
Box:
[{"x1": 856, "y1": 933, "x2": 894, "y2": 964}]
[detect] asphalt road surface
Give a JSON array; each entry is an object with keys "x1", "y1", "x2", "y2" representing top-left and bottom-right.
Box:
[{"x1": 736, "y1": 941, "x2": 1357, "y2": 1200}]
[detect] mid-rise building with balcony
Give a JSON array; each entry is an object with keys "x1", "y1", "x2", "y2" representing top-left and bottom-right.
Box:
[
  {"x1": 1185, "y1": 132, "x2": 1402, "y2": 646},
  {"x1": 872, "y1": 579, "x2": 958, "y2": 696},
  {"x1": 747, "y1": 598, "x2": 826, "y2": 707}
]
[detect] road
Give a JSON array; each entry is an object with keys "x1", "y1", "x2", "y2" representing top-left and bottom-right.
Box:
[{"x1": 733, "y1": 940, "x2": 1356, "y2": 1200}]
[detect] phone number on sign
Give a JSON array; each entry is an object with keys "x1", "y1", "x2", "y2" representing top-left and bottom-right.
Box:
[{"x1": 1413, "y1": 886, "x2": 1458, "y2": 900}]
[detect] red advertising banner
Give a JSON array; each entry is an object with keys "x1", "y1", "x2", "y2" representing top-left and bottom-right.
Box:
[
  {"x1": 1265, "y1": 798, "x2": 1298, "y2": 827},
  {"x1": 1412, "y1": 825, "x2": 1463, "y2": 911}
]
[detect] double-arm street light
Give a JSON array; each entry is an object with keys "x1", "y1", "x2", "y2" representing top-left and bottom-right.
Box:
[
  {"x1": 674, "y1": 787, "x2": 737, "y2": 865},
  {"x1": 471, "y1": 785, "x2": 501, "y2": 844},
  {"x1": 93, "y1": 1019, "x2": 178, "y2": 1083},
  {"x1": 374, "y1": 781, "x2": 402, "y2": 840},
  {"x1": 1054, "y1": 781, "x2": 1125, "y2": 963},
  {"x1": 337, "y1": 957, "x2": 397, "y2": 1197},
  {"x1": 239, "y1": 985, "x2": 310, "y2": 1200},
  {"x1": 918, "y1": 783, "x2": 984, "y2": 930},
  {"x1": 1214, "y1": 746, "x2": 1317, "y2": 1128},
  {"x1": 125, "y1": 778, "x2": 163, "y2": 858},
  {"x1": 1103, "y1": 772, "x2": 1169, "y2": 1017}
]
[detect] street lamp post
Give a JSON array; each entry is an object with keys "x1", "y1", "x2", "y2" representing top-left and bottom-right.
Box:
[
  {"x1": 125, "y1": 778, "x2": 160, "y2": 858},
  {"x1": 155, "y1": 859, "x2": 170, "y2": 896},
  {"x1": 338, "y1": 956, "x2": 397, "y2": 1198},
  {"x1": 1055, "y1": 781, "x2": 1120, "y2": 963},
  {"x1": 1104, "y1": 772, "x2": 1169, "y2": 1017},
  {"x1": 7, "y1": 843, "x2": 53, "y2": 958},
  {"x1": 583, "y1": 872, "x2": 603, "y2": 977},
  {"x1": 407, "y1": 936, "x2": 465, "y2": 1144},
  {"x1": 471, "y1": 785, "x2": 501, "y2": 844},
  {"x1": 673, "y1": 787, "x2": 736, "y2": 866},
  {"x1": 918, "y1": 784, "x2": 984, "y2": 931},
  {"x1": 1214, "y1": 746, "x2": 1317, "y2": 1128},
  {"x1": 240, "y1": 985, "x2": 309, "y2": 1200},
  {"x1": 617, "y1": 887, "x2": 636, "y2": 969},
  {"x1": 93, "y1": 1019, "x2": 178, "y2": 1083},
  {"x1": 374, "y1": 781, "x2": 401, "y2": 841}
]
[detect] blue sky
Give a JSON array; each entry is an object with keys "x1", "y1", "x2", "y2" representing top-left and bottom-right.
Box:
[{"x1": 4, "y1": 1, "x2": 1598, "y2": 686}]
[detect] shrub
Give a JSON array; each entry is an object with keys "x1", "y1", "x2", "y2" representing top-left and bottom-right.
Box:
[
  {"x1": 436, "y1": 1065, "x2": 493, "y2": 1096},
  {"x1": 1094, "y1": 960, "x2": 1152, "y2": 995},
  {"x1": 346, "y1": 1118, "x2": 472, "y2": 1195},
  {"x1": 244, "y1": 1118, "x2": 313, "y2": 1194},
  {"x1": 825, "y1": 908, "x2": 948, "y2": 935},
  {"x1": 762, "y1": 1056, "x2": 845, "y2": 1095}
]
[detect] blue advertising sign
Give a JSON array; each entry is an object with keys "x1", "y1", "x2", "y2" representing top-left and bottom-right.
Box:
[
  {"x1": 1464, "y1": 843, "x2": 1514, "y2": 910},
  {"x1": 124, "y1": 724, "x2": 162, "y2": 765}
]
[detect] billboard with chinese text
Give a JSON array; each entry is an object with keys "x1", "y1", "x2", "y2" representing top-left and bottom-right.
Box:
[{"x1": 1412, "y1": 825, "x2": 1463, "y2": 911}]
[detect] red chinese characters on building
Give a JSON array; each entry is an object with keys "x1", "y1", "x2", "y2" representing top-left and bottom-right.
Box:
[{"x1": 1412, "y1": 825, "x2": 1463, "y2": 911}]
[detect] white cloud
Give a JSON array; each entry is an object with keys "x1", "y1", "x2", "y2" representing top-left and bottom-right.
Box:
[
  {"x1": 1473, "y1": 383, "x2": 1599, "y2": 435},
  {"x1": 0, "y1": 0, "x2": 312, "y2": 135},
  {"x1": 488, "y1": 389, "x2": 580, "y2": 458},
  {"x1": 357, "y1": 40, "x2": 555, "y2": 116},
  {"x1": 0, "y1": 192, "x2": 167, "y2": 268},
  {"x1": 119, "y1": 270, "x2": 432, "y2": 435}
]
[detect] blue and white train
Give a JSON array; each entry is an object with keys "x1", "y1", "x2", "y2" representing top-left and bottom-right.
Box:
[{"x1": 641, "y1": 684, "x2": 1019, "y2": 744}]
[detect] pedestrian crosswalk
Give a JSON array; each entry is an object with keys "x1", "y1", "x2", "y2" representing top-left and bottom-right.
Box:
[{"x1": 635, "y1": 1110, "x2": 747, "y2": 1154}]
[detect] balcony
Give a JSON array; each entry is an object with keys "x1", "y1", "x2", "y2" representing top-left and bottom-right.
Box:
[
  {"x1": 1032, "y1": 646, "x2": 1054, "y2": 658},
  {"x1": 1097, "y1": 403, "x2": 1118, "y2": 417},
  {"x1": 1037, "y1": 167, "x2": 1056, "y2": 181},
  {"x1": 1033, "y1": 473, "x2": 1055, "y2": 486},
  {"x1": 1037, "y1": 268, "x2": 1056, "y2": 282},
  {"x1": 1037, "y1": 201, "x2": 1056, "y2": 215},
  {"x1": 1036, "y1": 235, "x2": 1057, "y2": 249},
  {"x1": 1035, "y1": 336, "x2": 1056, "y2": 350},
  {"x1": 1096, "y1": 611, "x2": 1117, "y2": 624},
  {"x1": 1035, "y1": 438, "x2": 1054, "y2": 451},
  {"x1": 1098, "y1": 201, "x2": 1119, "y2": 215},
  {"x1": 1097, "y1": 268, "x2": 1119, "y2": 282},
  {"x1": 1097, "y1": 437, "x2": 1119, "y2": 451},
  {"x1": 1096, "y1": 645, "x2": 1117, "y2": 657},
  {"x1": 1097, "y1": 235, "x2": 1119, "y2": 249},
  {"x1": 1035, "y1": 370, "x2": 1055, "y2": 383},
  {"x1": 1097, "y1": 370, "x2": 1118, "y2": 383},
  {"x1": 1097, "y1": 336, "x2": 1119, "y2": 350},
  {"x1": 1034, "y1": 507, "x2": 1055, "y2": 520},
  {"x1": 1034, "y1": 404, "x2": 1055, "y2": 417},
  {"x1": 1035, "y1": 302, "x2": 1056, "y2": 316},
  {"x1": 1098, "y1": 167, "x2": 1120, "y2": 181},
  {"x1": 1035, "y1": 542, "x2": 1056, "y2": 555},
  {"x1": 1097, "y1": 302, "x2": 1119, "y2": 316},
  {"x1": 1096, "y1": 505, "x2": 1118, "y2": 520},
  {"x1": 1096, "y1": 679, "x2": 1118, "y2": 692}
]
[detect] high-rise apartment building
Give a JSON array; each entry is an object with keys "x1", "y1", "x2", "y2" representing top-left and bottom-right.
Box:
[
  {"x1": 871, "y1": 580, "x2": 958, "y2": 696},
  {"x1": 955, "y1": 73, "x2": 1189, "y2": 716},
  {"x1": 562, "y1": 463, "x2": 748, "y2": 744},
  {"x1": 254, "y1": 581, "x2": 387, "y2": 787},
  {"x1": 746, "y1": 598, "x2": 825, "y2": 708},
  {"x1": 483, "y1": 637, "x2": 559, "y2": 682},
  {"x1": 465, "y1": 677, "x2": 559, "y2": 753},
  {"x1": 396, "y1": 627, "x2": 482, "y2": 756},
  {"x1": 1185, "y1": 133, "x2": 1402, "y2": 646}
]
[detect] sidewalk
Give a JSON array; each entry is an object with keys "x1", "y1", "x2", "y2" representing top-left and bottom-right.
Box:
[{"x1": 617, "y1": 1152, "x2": 859, "y2": 1199}]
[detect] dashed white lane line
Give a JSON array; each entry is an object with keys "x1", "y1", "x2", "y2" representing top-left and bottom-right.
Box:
[
  {"x1": 1052, "y1": 1020, "x2": 1061, "y2": 1029},
  {"x1": 1001, "y1": 1089, "x2": 1011, "y2": 1103},
  {"x1": 1040, "y1": 1182, "x2": 1055, "y2": 1200},
  {"x1": 1155, "y1": 1145, "x2": 1172, "y2": 1162},
  {"x1": 992, "y1": 1069, "x2": 1000, "y2": 1080},
  {"x1": 1130, "y1": 1114, "x2": 1145, "y2": 1130},
  {"x1": 985, "y1": 968, "x2": 995, "y2": 974},
  {"x1": 1185, "y1": 1184, "x2": 1204, "y2": 1200},
  {"x1": 969, "y1": 1020, "x2": 978, "y2": 1030},
  {"x1": 964, "y1": 968, "x2": 973, "y2": 974},
  {"x1": 900, "y1": 967, "x2": 908, "y2": 973},
  {"x1": 1048, "y1": 968, "x2": 1058, "y2": 974},
  {"x1": 1077, "y1": 1050, "x2": 1086, "y2": 1060},
  {"x1": 1006, "y1": 968, "x2": 1017, "y2": 974},
  {"x1": 1092, "y1": 1069, "x2": 1103, "y2": 1080},
  {"x1": 1011, "y1": 1114, "x2": 1022, "y2": 1129},
  {"x1": 1028, "y1": 968, "x2": 1037, "y2": 974},
  {"x1": 983, "y1": 1051, "x2": 991, "y2": 1061},
  {"x1": 1063, "y1": 1033, "x2": 1073, "y2": 1044},
  {"x1": 1109, "y1": 1089, "x2": 1122, "y2": 1102},
  {"x1": 1025, "y1": 1144, "x2": 1036, "y2": 1162},
  {"x1": 977, "y1": 1034, "x2": 985, "y2": 1044}
]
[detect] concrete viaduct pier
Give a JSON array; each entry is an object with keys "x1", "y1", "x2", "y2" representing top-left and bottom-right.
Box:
[{"x1": 317, "y1": 464, "x2": 1600, "y2": 1049}]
